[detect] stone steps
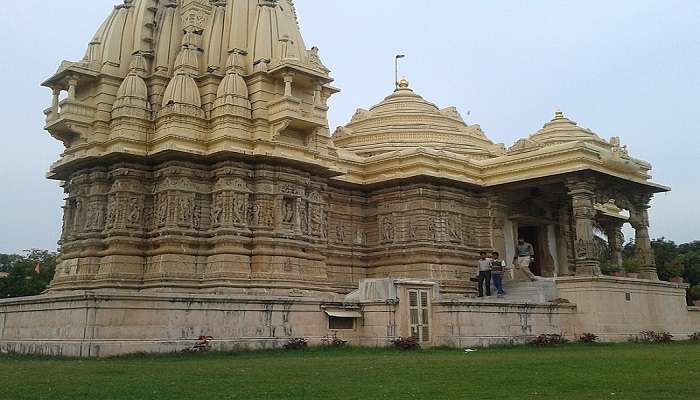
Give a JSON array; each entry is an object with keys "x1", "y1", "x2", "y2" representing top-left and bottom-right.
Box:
[{"x1": 486, "y1": 278, "x2": 560, "y2": 303}]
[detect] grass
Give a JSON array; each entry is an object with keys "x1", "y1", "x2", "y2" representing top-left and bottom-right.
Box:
[{"x1": 1, "y1": 342, "x2": 699, "y2": 400}]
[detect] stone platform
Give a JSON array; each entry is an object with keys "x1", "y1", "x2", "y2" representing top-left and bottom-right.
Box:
[{"x1": 1, "y1": 277, "x2": 698, "y2": 357}]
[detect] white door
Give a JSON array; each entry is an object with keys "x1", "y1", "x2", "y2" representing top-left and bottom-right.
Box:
[{"x1": 408, "y1": 289, "x2": 430, "y2": 343}]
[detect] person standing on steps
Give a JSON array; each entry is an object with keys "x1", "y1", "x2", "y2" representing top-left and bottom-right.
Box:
[
  {"x1": 477, "y1": 251, "x2": 492, "y2": 297},
  {"x1": 515, "y1": 238, "x2": 535, "y2": 272},
  {"x1": 491, "y1": 251, "x2": 507, "y2": 298}
]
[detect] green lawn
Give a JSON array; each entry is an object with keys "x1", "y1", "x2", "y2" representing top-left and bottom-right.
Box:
[{"x1": 1, "y1": 342, "x2": 698, "y2": 400}]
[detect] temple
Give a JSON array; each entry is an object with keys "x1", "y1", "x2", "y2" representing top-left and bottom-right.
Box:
[{"x1": 1, "y1": 0, "x2": 697, "y2": 357}]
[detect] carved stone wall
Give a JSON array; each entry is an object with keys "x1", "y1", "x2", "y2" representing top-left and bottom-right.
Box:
[
  {"x1": 365, "y1": 184, "x2": 487, "y2": 296},
  {"x1": 52, "y1": 163, "x2": 495, "y2": 297}
]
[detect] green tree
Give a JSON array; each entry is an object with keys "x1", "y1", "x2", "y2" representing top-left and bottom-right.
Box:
[
  {"x1": 0, "y1": 249, "x2": 58, "y2": 298},
  {"x1": 0, "y1": 253, "x2": 21, "y2": 273},
  {"x1": 651, "y1": 238, "x2": 679, "y2": 281}
]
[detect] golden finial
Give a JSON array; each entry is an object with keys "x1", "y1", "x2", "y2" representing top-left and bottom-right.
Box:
[
  {"x1": 554, "y1": 109, "x2": 564, "y2": 119},
  {"x1": 398, "y1": 77, "x2": 409, "y2": 89}
]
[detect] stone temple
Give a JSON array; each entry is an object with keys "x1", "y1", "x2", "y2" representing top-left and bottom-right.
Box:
[{"x1": 1, "y1": 0, "x2": 698, "y2": 357}]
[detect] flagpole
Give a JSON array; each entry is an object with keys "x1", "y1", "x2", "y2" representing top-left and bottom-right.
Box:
[{"x1": 395, "y1": 54, "x2": 405, "y2": 89}]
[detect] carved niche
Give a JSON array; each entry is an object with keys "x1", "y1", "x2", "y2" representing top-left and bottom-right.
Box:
[
  {"x1": 307, "y1": 190, "x2": 326, "y2": 238},
  {"x1": 153, "y1": 176, "x2": 198, "y2": 230},
  {"x1": 105, "y1": 177, "x2": 146, "y2": 231},
  {"x1": 277, "y1": 183, "x2": 304, "y2": 231},
  {"x1": 212, "y1": 176, "x2": 251, "y2": 229},
  {"x1": 380, "y1": 215, "x2": 395, "y2": 243},
  {"x1": 445, "y1": 212, "x2": 463, "y2": 243}
]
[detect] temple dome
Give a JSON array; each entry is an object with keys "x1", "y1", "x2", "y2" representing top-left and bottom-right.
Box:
[
  {"x1": 529, "y1": 110, "x2": 607, "y2": 146},
  {"x1": 212, "y1": 53, "x2": 252, "y2": 118},
  {"x1": 215, "y1": 70, "x2": 249, "y2": 103},
  {"x1": 112, "y1": 55, "x2": 150, "y2": 118},
  {"x1": 162, "y1": 70, "x2": 202, "y2": 108},
  {"x1": 114, "y1": 72, "x2": 149, "y2": 107},
  {"x1": 79, "y1": 0, "x2": 328, "y2": 79},
  {"x1": 333, "y1": 80, "x2": 499, "y2": 159}
]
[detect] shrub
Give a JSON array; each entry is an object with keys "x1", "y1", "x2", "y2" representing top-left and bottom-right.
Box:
[
  {"x1": 638, "y1": 330, "x2": 674, "y2": 343},
  {"x1": 690, "y1": 286, "x2": 700, "y2": 301},
  {"x1": 283, "y1": 337, "x2": 308, "y2": 350},
  {"x1": 390, "y1": 336, "x2": 420, "y2": 351},
  {"x1": 531, "y1": 334, "x2": 569, "y2": 346},
  {"x1": 321, "y1": 333, "x2": 348, "y2": 348},
  {"x1": 622, "y1": 258, "x2": 641, "y2": 274},
  {"x1": 688, "y1": 332, "x2": 700, "y2": 341},
  {"x1": 601, "y1": 262, "x2": 620, "y2": 276},
  {"x1": 578, "y1": 333, "x2": 599, "y2": 343}
]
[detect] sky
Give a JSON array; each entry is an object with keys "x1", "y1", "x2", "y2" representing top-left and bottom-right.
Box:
[{"x1": 0, "y1": 0, "x2": 698, "y2": 253}]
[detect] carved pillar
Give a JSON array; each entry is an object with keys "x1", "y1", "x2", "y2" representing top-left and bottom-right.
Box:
[
  {"x1": 566, "y1": 177, "x2": 601, "y2": 276},
  {"x1": 489, "y1": 193, "x2": 508, "y2": 260},
  {"x1": 51, "y1": 88, "x2": 61, "y2": 112},
  {"x1": 630, "y1": 194, "x2": 658, "y2": 280},
  {"x1": 67, "y1": 76, "x2": 78, "y2": 100},
  {"x1": 283, "y1": 72, "x2": 294, "y2": 97},
  {"x1": 603, "y1": 222, "x2": 624, "y2": 269}
]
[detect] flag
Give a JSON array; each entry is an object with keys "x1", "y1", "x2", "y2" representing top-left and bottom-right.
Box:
[
  {"x1": 396, "y1": 54, "x2": 405, "y2": 59},
  {"x1": 34, "y1": 262, "x2": 41, "y2": 274}
]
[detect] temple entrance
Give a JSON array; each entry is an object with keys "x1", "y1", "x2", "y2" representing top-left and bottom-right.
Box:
[{"x1": 518, "y1": 226, "x2": 542, "y2": 276}]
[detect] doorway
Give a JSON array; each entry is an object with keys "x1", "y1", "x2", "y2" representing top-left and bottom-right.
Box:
[{"x1": 517, "y1": 226, "x2": 542, "y2": 276}]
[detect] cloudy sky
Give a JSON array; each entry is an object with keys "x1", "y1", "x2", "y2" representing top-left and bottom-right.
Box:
[{"x1": 0, "y1": 0, "x2": 698, "y2": 253}]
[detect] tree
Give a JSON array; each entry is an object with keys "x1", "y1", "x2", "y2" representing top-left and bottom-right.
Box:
[
  {"x1": 0, "y1": 249, "x2": 58, "y2": 298},
  {"x1": 651, "y1": 238, "x2": 679, "y2": 282},
  {"x1": 0, "y1": 253, "x2": 21, "y2": 273}
]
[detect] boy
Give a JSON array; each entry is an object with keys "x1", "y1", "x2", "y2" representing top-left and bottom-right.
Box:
[
  {"x1": 477, "y1": 251, "x2": 492, "y2": 297},
  {"x1": 491, "y1": 251, "x2": 507, "y2": 297}
]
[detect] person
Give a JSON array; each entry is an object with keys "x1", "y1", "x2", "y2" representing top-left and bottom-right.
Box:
[
  {"x1": 491, "y1": 251, "x2": 507, "y2": 297},
  {"x1": 515, "y1": 238, "x2": 535, "y2": 271},
  {"x1": 477, "y1": 251, "x2": 492, "y2": 297}
]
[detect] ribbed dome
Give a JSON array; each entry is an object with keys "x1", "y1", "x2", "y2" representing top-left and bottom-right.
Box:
[
  {"x1": 162, "y1": 70, "x2": 202, "y2": 108},
  {"x1": 173, "y1": 44, "x2": 200, "y2": 74},
  {"x1": 530, "y1": 110, "x2": 607, "y2": 146},
  {"x1": 114, "y1": 72, "x2": 148, "y2": 107},
  {"x1": 333, "y1": 80, "x2": 498, "y2": 159},
  {"x1": 81, "y1": 0, "x2": 328, "y2": 79},
  {"x1": 112, "y1": 55, "x2": 150, "y2": 117},
  {"x1": 216, "y1": 71, "x2": 249, "y2": 100}
]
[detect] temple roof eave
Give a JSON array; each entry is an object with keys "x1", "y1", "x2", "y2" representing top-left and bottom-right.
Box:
[{"x1": 41, "y1": 62, "x2": 100, "y2": 89}]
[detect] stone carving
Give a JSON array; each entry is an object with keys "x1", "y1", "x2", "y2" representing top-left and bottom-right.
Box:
[
  {"x1": 509, "y1": 138, "x2": 542, "y2": 153},
  {"x1": 282, "y1": 198, "x2": 295, "y2": 224},
  {"x1": 307, "y1": 46, "x2": 329, "y2": 72},
  {"x1": 335, "y1": 223, "x2": 346, "y2": 244},
  {"x1": 446, "y1": 213, "x2": 462, "y2": 243},
  {"x1": 427, "y1": 217, "x2": 438, "y2": 241},
  {"x1": 73, "y1": 198, "x2": 84, "y2": 231},
  {"x1": 193, "y1": 203, "x2": 202, "y2": 229},
  {"x1": 354, "y1": 227, "x2": 366, "y2": 245},
  {"x1": 178, "y1": 197, "x2": 193, "y2": 225},
  {"x1": 249, "y1": 203, "x2": 261, "y2": 226},
  {"x1": 260, "y1": 204, "x2": 274, "y2": 227},
  {"x1": 440, "y1": 107, "x2": 464, "y2": 123},
  {"x1": 408, "y1": 222, "x2": 418, "y2": 241},
  {"x1": 212, "y1": 194, "x2": 225, "y2": 225},
  {"x1": 381, "y1": 216, "x2": 395, "y2": 242},
  {"x1": 85, "y1": 201, "x2": 105, "y2": 230},
  {"x1": 128, "y1": 197, "x2": 143, "y2": 225},
  {"x1": 299, "y1": 202, "x2": 308, "y2": 234},
  {"x1": 308, "y1": 204, "x2": 326, "y2": 237},
  {"x1": 350, "y1": 109, "x2": 370, "y2": 123}
]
